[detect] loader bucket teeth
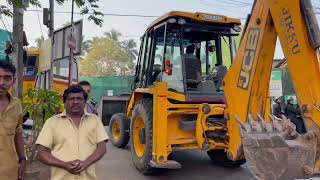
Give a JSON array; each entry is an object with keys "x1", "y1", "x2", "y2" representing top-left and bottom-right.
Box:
[{"x1": 236, "y1": 114, "x2": 317, "y2": 180}]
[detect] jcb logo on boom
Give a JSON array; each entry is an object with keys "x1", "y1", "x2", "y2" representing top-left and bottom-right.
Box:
[{"x1": 237, "y1": 28, "x2": 260, "y2": 89}]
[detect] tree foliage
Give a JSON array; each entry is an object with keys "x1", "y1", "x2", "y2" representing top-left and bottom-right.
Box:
[
  {"x1": 104, "y1": 29, "x2": 122, "y2": 42},
  {"x1": 1, "y1": 0, "x2": 103, "y2": 26},
  {"x1": 22, "y1": 88, "x2": 62, "y2": 162},
  {"x1": 80, "y1": 29, "x2": 137, "y2": 76},
  {"x1": 122, "y1": 39, "x2": 138, "y2": 62},
  {"x1": 34, "y1": 36, "x2": 44, "y2": 48},
  {"x1": 80, "y1": 37, "x2": 133, "y2": 76}
]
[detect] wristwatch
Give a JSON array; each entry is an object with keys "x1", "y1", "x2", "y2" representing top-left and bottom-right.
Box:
[{"x1": 19, "y1": 156, "x2": 27, "y2": 163}]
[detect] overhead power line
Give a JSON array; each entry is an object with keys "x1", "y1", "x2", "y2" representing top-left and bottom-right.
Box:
[
  {"x1": 212, "y1": 0, "x2": 251, "y2": 6},
  {"x1": 200, "y1": 0, "x2": 250, "y2": 7},
  {"x1": 26, "y1": 9, "x2": 159, "y2": 18},
  {"x1": 24, "y1": 9, "x2": 318, "y2": 21},
  {"x1": 229, "y1": 0, "x2": 252, "y2": 5}
]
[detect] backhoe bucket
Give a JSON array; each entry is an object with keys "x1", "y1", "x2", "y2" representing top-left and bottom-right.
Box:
[{"x1": 236, "y1": 114, "x2": 318, "y2": 180}]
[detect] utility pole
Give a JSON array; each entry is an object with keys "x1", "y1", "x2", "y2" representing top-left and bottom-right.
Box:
[
  {"x1": 49, "y1": 0, "x2": 54, "y2": 37},
  {"x1": 49, "y1": 0, "x2": 54, "y2": 90},
  {"x1": 12, "y1": 5, "x2": 24, "y2": 98},
  {"x1": 68, "y1": 0, "x2": 75, "y2": 86}
]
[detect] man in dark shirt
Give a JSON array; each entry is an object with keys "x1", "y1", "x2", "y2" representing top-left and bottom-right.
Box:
[
  {"x1": 285, "y1": 97, "x2": 305, "y2": 133},
  {"x1": 273, "y1": 96, "x2": 284, "y2": 119}
]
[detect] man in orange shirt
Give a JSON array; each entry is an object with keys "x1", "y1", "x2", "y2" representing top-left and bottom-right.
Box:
[{"x1": 0, "y1": 60, "x2": 27, "y2": 180}]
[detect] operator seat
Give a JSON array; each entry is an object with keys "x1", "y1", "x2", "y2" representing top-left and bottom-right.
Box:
[
  {"x1": 214, "y1": 65, "x2": 227, "y2": 91},
  {"x1": 183, "y1": 54, "x2": 202, "y2": 89}
]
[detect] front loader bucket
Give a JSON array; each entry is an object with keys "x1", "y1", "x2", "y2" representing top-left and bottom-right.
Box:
[{"x1": 236, "y1": 114, "x2": 318, "y2": 180}]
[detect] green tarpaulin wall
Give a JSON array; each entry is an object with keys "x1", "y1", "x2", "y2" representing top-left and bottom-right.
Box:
[
  {"x1": 0, "y1": 28, "x2": 12, "y2": 60},
  {"x1": 80, "y1": 76, "x2": 134, "y2": 103}
]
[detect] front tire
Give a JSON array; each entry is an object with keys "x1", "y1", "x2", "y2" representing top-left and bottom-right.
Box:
[
  {"x1": 130, "y1": 99, "x2": 156, "y2": 174},
  {"x1": 207, "y1": 149, "x2": 246, "y2": 168},
  {"x1": 109, "y1": 113, "x2": 130, "y2": 148}
]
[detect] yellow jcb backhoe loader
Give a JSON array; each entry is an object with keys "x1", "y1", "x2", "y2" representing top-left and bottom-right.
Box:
[{"x1": 108, "y1": 0, "x2": 320, "y2": 179}]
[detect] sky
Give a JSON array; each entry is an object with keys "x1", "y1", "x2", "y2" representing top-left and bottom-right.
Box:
[{"x1": 0, "y1": 0, "x2": 319, "y2": 59}]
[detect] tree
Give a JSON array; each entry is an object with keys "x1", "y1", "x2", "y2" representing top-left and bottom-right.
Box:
[
  {"x1": 105, "y1": 29, "x2": 138, "y2": 61},
  {"x1": 2, "y1": 0, "x2": 104, "y2": 26},
  {"x1": 122, "y1": 39, "x2": 138, "y2": 61},
  {"x1": 79, "y1": 36, "x2": 134, "y2": 76},
  {"x1": 0, "y1": 5, "x2": 12, "y2": 16},
  {"x1": 34, "y1": 36, "x2": 44, "y2": 48},
  {"x1": 104, "y1": 29, "x2": 122, "y2": 42},
  {"x1": 81, "y1": 36, "x2": 92, "y2": 53},
  {"x1": 78, "y1": 35, "x2": 92, "y2": 60}
]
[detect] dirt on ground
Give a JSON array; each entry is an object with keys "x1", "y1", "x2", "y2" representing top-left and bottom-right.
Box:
[{"x1": 25, "y1": 161, "x2": 50, "y2": 180}]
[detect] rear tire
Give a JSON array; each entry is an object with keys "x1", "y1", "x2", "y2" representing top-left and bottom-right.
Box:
[
  {"x1": 207, "y1": 149, "x2": 246, "y2": 168},
  {"x1": 109, "y1": 113, "x2": 130, "y2": 148},
  {"x1": 130, "y1": 99, "x2": 157, "y2": 175}
]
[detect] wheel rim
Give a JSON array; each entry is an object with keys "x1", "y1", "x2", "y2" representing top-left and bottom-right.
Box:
[
  {"x1": 133, "y1": 116, "x2": 146, "y2": 158},
  {"x1": 112, "y1": 120, "x2": 121, "y2": 141}
]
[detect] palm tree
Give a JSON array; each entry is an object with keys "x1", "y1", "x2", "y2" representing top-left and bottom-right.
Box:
[
  {"x1": 122, "y1": 39, "x2": 138, "y2": 61},
  {"x1": 104, "y1": 29, "x2": 122, "y2": 42},
  {"x1": 81, "y1": 36, "x2": 92, "y2": 53},
  {"x1": 34, "y1": 36, "x2": 44, "y2": 48}
]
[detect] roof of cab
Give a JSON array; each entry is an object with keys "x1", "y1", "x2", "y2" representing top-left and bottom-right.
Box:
[{"x1": 147, "y1": 11, "x2": 241, "y2": 30}]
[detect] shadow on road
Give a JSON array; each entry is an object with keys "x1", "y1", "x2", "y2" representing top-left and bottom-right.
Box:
[{"x1": 97, "y1": 141, "x2": 254, "y2": 180}]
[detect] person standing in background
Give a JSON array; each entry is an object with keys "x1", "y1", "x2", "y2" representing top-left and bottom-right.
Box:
[
  {"x1": 79, "y1": 80, "x2": 98, "y2": 115},
  {"x1": 0, "y1": 61, "x2": 27, "y2": 180},
  {"x1": 273, "y1": 96, "x2": 284, "y2": 119},
  {"x1": 285, "y1": 97, "x2": 305, "y2": 133}
]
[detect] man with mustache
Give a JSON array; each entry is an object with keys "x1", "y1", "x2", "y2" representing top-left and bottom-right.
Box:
[
  {"x1": 36, "y1": 85, "x2": 108, "y2": 180},
  {"x1": 0, "y1": 60, "x2": 26, "y2": 180}
]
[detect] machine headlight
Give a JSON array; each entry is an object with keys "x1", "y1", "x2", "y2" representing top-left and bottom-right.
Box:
[
  {"x1": 233, "y1": 24, "x2": 242, "y2": 32},
  {"x1": 202, "y1": 104, "x2": 211, "y2": 114},
  {"x1": 168, "y1": 18, "x2": 177, "y2": 24},
  {"x1": 178, "y1": 18, "x2": 186, "y2": 25}
]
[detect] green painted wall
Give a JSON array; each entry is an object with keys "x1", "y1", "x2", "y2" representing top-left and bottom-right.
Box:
[
  {"x1": 0, "y1": 29, "x2": 12, "y2": 60},
  {"x1": 80, "y1": 76, "x2": 134, "y2": 103}
]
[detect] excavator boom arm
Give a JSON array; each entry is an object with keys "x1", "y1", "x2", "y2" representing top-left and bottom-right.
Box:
[{"x1": 224, "y1": 0, "x2": 320, "y2": 179}]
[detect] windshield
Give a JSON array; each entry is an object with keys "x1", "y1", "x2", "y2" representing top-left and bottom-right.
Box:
[{"x1": 162, "y1": 22, "x2": 239, "y2": 93}]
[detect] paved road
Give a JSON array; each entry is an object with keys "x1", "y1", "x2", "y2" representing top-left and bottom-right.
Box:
[{"x1": 96, "y1": 128, "x2": 255, "y2": 180}]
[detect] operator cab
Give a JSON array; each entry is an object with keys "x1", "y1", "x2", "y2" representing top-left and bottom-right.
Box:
[{"x1": 134, "y1": 11, "x2": 241, "y2": 103}]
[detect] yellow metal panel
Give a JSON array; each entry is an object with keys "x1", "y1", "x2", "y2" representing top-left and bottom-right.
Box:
[
  {"x1": 135, "y1": 87, "x2": 154, "y2": 94},
  {"x1": 51, "y1": 79, "x2": 69, "y2": 96},
  {"x1": 269, "y1": 0, "x2": 320, "y2": 170},
  {"x1": 167, "y1": 114, "x2": 196, "y2": 145},
  {"x1": 147, "y1": 11, "x2": 241, "y2": 30},
  {"x1": 167, "y1": 91, "x2": 185, "y2": 102},
  {"x1": 153, "y1": 82, "x2": 169, "y2": 162},
  {"x1": 195, "y1": 104, "x2": 225, "y2": 150},
  {"x1": 27, "y1": 47, "x2": 41, "y2": 56},
  {"x1": 22, "y1": 48, "x2": 40, "y2": 96},
  {"x1": 223, "y1": 0, "x2": 277, "y2": 160},
  {"x1": 270, "y1": 0, "x2": 320, "y2": 129},
  {"x1": 126, "y1": 92, "x2": 144, "y2": 118}
]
